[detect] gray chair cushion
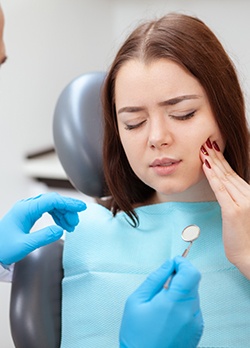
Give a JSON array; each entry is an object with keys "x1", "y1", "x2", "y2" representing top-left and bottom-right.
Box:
[
  {"x1": 53, "y1": 72, "x2": 106, "y2": 198},
  {"x1": 10, "y1": 239, "x2": 63, "y2": 348}
]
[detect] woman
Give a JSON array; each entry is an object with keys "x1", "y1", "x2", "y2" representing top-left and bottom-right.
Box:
[{"x1": 62, "y1": 13, "x2": 250, "y2": 348}]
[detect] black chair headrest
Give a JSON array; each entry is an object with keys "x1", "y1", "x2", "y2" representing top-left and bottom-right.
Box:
[{"x1": 53, "y1": 72, "x2": 106, "y2": 198}]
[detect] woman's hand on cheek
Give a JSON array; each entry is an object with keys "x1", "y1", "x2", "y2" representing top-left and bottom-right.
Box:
[{"x1": 200, "y1": 138, "x2": 250, "y2": 279}]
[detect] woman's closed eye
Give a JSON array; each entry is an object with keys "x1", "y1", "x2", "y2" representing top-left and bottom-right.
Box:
[
  {"x1": 124, "y1": 120, "x2": 146, "y2": 130},
  {"x1": 169, "y1": 110, "x2": 196, "y2": 120},
  {"x1": 123, "y1": 110, "x2": 196, "y2": 130}
]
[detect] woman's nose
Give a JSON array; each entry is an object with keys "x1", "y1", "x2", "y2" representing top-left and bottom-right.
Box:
[{"x1": 147, "y1": 117, "x2": 173, "y2": 149}]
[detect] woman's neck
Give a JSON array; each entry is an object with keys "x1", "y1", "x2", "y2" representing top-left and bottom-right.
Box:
[{"x1": 152, "y1": 178, "x2": 216, "y2": 204}]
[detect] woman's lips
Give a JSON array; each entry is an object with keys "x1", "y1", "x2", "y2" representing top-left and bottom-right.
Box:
[{"x1": 149, "y1": 158, "x2": 181, "y2": 176}]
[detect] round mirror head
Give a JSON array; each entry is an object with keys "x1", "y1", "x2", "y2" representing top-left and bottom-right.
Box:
[{"x1": 181, "y1": 225, "x2": 200, "y2": 242}]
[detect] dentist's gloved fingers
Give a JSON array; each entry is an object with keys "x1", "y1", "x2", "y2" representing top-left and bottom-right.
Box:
[
  {"x1": 0, "y1": 193, "x2": 85, "y2": 265},
  {"x1": 18, "y1": 192, "x2": 86, "y2": 222},
  {"x1": 50, "y1": 210, "x2": 80, "y2": 232},
  {"x1": 168, "y1": 256, "x2": 201, "y2": 300},
  {"x1": 11, "y1": 193, "x2": 86, "y2": 232},
  {"x1": 23, "y1": 192, "x2": 86, "y2": 211},
  {"x1": 24, "y1": 225, "x2": 63, "y2": 249},
  {"x1": 3, "y1": 226, "x2": 64, "y2": 264},
  {"x1": 131, "y1": 256, "x2": 200, "y2": 303},
  {"x1": 133, "y1": 259, "x2": 175, "y2": 301},
  {"x1": 120, "y1": 257, "x2": 203, "y2": 348}
]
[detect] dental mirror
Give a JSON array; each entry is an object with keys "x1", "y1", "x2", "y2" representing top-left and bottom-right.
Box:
[
  {"x1": 181, "y1": 224, "x2": 200, "y2": 257},
  {"x1": 164, "y1": 224, "x2": 200, "y2": 289}
]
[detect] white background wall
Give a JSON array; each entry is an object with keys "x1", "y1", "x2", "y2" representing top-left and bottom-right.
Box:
[{"x1": 0, "y1": 0, "x2": 250, "y2": 346}]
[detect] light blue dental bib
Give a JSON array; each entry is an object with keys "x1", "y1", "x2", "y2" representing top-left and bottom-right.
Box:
[{"x1": 61, "y1": 202, "x2": 250, "y2": 348}]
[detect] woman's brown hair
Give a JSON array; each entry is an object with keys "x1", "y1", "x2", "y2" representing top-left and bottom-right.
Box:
[{"x1": 102, "y1": 13, "x2": 250, "y2": 225}]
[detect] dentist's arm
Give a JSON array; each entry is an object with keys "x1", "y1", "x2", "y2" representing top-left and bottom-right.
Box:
[
  {"x1": 0, "y1": 192, "x2": 86, "y2": 267},
  {"x1": 120, "y1": 256, "x2": 203, "y2": 348}
]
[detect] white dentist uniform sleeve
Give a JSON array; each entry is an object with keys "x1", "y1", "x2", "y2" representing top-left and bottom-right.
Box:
[{"x1": 0, "y1": 264, "x2": 14, "y2": 282}]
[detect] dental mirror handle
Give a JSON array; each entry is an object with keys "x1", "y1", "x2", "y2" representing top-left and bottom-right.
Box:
[
  {"x1": 181, "y1": 241, "x2": 193, "y2": 258},
  {"x1": 163, "y1": 241, "x2": 193, "y2": 289}
]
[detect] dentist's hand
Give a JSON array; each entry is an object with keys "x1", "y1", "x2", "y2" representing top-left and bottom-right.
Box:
[
  {"x1": 0, "y1": 192, "x2": 86, "y2": 265},
  {"x1": 120, "y1": 256, "x2": 203, "y2": 348}
]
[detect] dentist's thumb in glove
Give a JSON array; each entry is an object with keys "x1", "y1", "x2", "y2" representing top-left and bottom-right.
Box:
[{"x1": 120, "y1": 256, "x2": 203, "y2": 348}]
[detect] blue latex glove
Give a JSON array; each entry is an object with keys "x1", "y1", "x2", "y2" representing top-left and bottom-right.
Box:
[
  {"x1": 120, "y1": 256, "x2": 203, "y2": 348},
  {"x1": 0, "y1": 192, "x2": 86, "y2": 265}
]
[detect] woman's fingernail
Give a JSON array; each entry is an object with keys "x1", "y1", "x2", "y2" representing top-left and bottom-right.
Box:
[
  {"x1": 205, "y1": 159, "x2": 211, "y2": 169},
  {"x1": 212, "y1": 141, "x2": 220, "y2": 152},
  {"x1": 206, "y1": 138, "x2": 212, "y2": 149},
  {"x1": 201, "y1": 145, "x2": 209, "y2": 155}
]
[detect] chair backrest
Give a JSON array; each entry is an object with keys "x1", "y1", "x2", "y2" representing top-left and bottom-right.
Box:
[
  {"x1": 10, "y1": 71, "x2": 106, "y2": 347},
  {"x1": 10, "y1": 240, "x2": 63, "y2": 348}
]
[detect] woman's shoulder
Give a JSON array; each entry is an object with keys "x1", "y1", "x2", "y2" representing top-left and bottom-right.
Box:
[
  {"x1": 86, "y1": 201, "x2": 110, "y2": 211},
  {"x1": 79, "y1": 201, "x2": 113, "y2": 221}
]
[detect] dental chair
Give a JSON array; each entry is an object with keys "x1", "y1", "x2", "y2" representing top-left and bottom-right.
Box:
[{"x1": 9, "y1": 71, "x2": 106, "y2": 348}]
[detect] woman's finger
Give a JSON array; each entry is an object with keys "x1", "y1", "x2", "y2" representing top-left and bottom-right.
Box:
[{"x1": 200, "y1": 141, "x2": 250, "y2": 205}]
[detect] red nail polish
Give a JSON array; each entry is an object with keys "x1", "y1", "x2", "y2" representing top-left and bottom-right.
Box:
[
  {"x1": 213, "y1": 141, "x2": 220, "y2": 152},
  {"x1": 205, "y1": 159, "x2": 211, "y2": 169},
  {"x1": 206, "y1": 138, "x2": 212, "y2": 149},
  {"x1": 201, "y1": 146, "x2": 209, "y2": 155}
]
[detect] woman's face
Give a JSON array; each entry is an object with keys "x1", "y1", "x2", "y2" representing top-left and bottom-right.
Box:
[{"x1": 115, "y1": 59, "x2": 224, "y2": 202}]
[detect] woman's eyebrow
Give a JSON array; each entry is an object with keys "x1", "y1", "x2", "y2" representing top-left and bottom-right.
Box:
[
  {"x1": 117, "y1": 94, "x2": 202, "y2": 115},
  {"x1": 117, "y1": 106, "x2": 145, "y2": 114},
  {"x1": 158, "y1": 94, "x2": 202, "y2": 106}
]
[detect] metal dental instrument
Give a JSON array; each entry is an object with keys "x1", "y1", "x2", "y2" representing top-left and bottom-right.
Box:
[
  {"x1": 181, "y1": 224, "x2": 200, "y2": 257},
  {"x1": 164, "y1": 224, "x2": 200, "y2": 289}
]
